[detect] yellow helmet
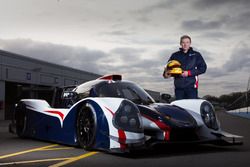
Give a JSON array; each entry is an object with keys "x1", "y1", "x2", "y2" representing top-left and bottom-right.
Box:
[
  {"x1": 168, "y1": 67, "x2": 183, "y2": 75},
  {"x1": 167, "y1": 60, "x2": 181, "y2": 68},
  {"x1": 166, "y1": 60, "x2": 182, "y2": 75}
]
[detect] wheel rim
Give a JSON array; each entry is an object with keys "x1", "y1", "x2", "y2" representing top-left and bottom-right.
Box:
[{"x1": 77, "y1": 107, "x2": 96, "y2": 148}]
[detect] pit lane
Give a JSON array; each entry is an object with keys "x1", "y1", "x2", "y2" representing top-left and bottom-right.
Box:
[
  {"x1": 0, "y1": 111, "x2": 249, "y2": 167},
  {"x1": 0, "y1": 135, "x2": 98, "y2": 167}
]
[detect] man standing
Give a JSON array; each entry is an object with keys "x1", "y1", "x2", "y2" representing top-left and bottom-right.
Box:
[{"x1": 163, "y1": 35, "x2": 207, "y2": 100}]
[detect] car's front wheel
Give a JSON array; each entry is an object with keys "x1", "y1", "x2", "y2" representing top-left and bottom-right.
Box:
[{"x1": 76, "y1": 104, "x2": 97, "y2": 150}]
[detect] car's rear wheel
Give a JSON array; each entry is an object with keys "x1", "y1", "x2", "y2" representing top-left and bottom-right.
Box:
[
  {"x1": 76, "y1": 104, "x2": 97, "y2": 150},
  {"x1": 15, "y1": 103, "x2": 27, "y2": 138}
]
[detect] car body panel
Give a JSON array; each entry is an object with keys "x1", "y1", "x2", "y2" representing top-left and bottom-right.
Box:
[{"x1": 9, "y1": 75, "x2": 243, "y2": 152}]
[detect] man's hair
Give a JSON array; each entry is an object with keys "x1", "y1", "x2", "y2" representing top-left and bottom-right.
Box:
[{"x1": 180, "y1": 35, "x2": 191, "y2": 44}]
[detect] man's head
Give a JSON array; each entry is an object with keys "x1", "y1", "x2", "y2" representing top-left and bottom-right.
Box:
[{"x1": 180, "y1": 35, "x2": 191, "y2": 53}]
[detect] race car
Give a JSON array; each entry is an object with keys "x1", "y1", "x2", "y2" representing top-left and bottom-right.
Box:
[{"x1": 9, "y1": 74, "x2": 243, "y2": 153}]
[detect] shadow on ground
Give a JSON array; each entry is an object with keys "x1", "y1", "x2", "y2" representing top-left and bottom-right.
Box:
[{"x1": 111, "y1": 143, "x2": 245, "y2": 159}]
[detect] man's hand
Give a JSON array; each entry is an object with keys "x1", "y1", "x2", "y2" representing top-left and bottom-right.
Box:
[{"x1": 181, "y1": 71, "x2": 189, "y2": 77}]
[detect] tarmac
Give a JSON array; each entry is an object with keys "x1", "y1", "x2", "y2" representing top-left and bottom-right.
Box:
[{"x1": 0, "y1": 111, "x2": 249, "y2": 167}]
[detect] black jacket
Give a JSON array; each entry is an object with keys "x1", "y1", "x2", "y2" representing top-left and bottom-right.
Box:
[{"x1": 168, "y1": 47, "x2": 207, "y2": 89}]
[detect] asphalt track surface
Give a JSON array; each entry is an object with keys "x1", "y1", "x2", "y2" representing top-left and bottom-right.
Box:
[{"x1": 0, "y1": 111, "x2": 249, "y2": 167}]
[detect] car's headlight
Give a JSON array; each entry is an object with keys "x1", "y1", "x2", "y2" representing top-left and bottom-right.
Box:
[
  {"x1": 200, "y1": 101, "x2": 218, "y2": 130},
  {"x1": 113, "y1": 100, "x2": 143, "y2": 133}
]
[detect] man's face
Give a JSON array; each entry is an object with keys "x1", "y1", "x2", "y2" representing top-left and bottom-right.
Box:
[{"x1": 180, "y1": 38, "x2": 191, "y2": 52}]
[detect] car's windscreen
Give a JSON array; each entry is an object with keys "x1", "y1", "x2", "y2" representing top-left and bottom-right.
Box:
[{"x1": 95, "y1": 81, "x2": 155, "y2": 104}]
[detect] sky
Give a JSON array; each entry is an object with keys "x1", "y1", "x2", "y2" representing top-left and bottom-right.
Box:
[{"x1": 0, "y1": 0, "x2": 249, "y2": 97}]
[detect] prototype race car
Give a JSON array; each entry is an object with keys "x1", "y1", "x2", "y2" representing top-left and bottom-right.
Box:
[{"x1": 9, "y1": 74, "x2": 243, "y2": 153}]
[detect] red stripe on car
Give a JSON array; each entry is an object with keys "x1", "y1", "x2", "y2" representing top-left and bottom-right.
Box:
[
  {"x1": 45, "y1": 110, "x2": 64, "y2": 120},
  {"x1": 142, "y1": 113, "x2": 171, "y2": 141},
  {"x1": 118, "y1": 129, "x2": 127, "y2": 150},
  {"x1": 105, "y1": 106, "x2": 114, "y2": 116},
  {"x1": 105, "y1": 106, "x2": 127, "y2": 149}
]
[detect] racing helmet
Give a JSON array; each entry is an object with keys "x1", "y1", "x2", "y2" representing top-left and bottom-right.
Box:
[{"x1": 166, "y1": 60, "x2": 183, "y2": 75}]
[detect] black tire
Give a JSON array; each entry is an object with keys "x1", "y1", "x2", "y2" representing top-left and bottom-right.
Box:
[
  {"x1": 15, "y1": 103, "x2": 27, "y2": 138},
  {"x1": 76, "y1": 104, "x2": 97, "y2": 150}
]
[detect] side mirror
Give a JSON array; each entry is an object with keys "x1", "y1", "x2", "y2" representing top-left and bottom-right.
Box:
[{"x1": 161, "y1": 93, "x2": 172, "y2": 102}]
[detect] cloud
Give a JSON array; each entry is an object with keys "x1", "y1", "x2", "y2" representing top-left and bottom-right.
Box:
[
  {"x1": 205, "y1": 43, "x2": 250, "y2": 78},
  {"x1": 182, "y1": 11, "x2": 250, "y2": 34},
  {"x1": 100, "y1": 30, "x2": 133, "y2": 36},
  {"x1": 159, "y1": 47, "x2": 213, "y2": 64},
  {"x1": 0, "y1": 0, "x2": 249, "y2": 98},
  {"x1": 158, "y1": 48, "x2": 179, "y2": 65},
  {"x1": 102, "y1": 47, "x2": 146, "y2": 66},
  {"x1": 127, "y1": 38, "x2": 176, "y2": 46},
  {"x1": 0, "y1": 39, "x2": 165, "y2": 84},
  {"x1": 135, "y1": 16, "x2": 152, "y2": 23},
  {"x1": 133, "y1": 0, "x2": 182, "y2": 14},
  {"x1": 205, "y1": 67, "x2": 228, "y2": 78},
  {"x1": 194, "y1": 0, "x2": 250, "y2": 8},
  {"x1": 110, "y1": 47, "x2": 146, "y2": 56},
  {"x1": 199, "y1": 32, "x2": 229, "y2": 39},
  {"x1": 182, "y1": 1, "x2": 250, "y2": 32},
  {"x1": 197, "y1": 42, "x2": 250, "y2": 96},
  {"x1": 228, "y1": 11, "x2": 250, "y2": 30},
  {"x1": 181, "y1": 20, "x2": 223, "y2": 31},
  {"x1": 223, "y1": 43, "x2": 250, "y2": 72},
  {"x1": 0, "y1": 38, "x2": 248, "y2": 97},
  {"x1": 195, "y1": 49, "x2": 214, "y2": 62},
  {"x1": 0, "y1": 38, "x2": 107, "y2": 74},
  {"x1": 92, "y1": 46, "x2": 169, "y2": 93}
]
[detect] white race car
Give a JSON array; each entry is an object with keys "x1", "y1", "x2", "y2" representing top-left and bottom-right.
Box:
[{"x1": 9, "y1": 75, "x2": 243, "y2": 153}]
